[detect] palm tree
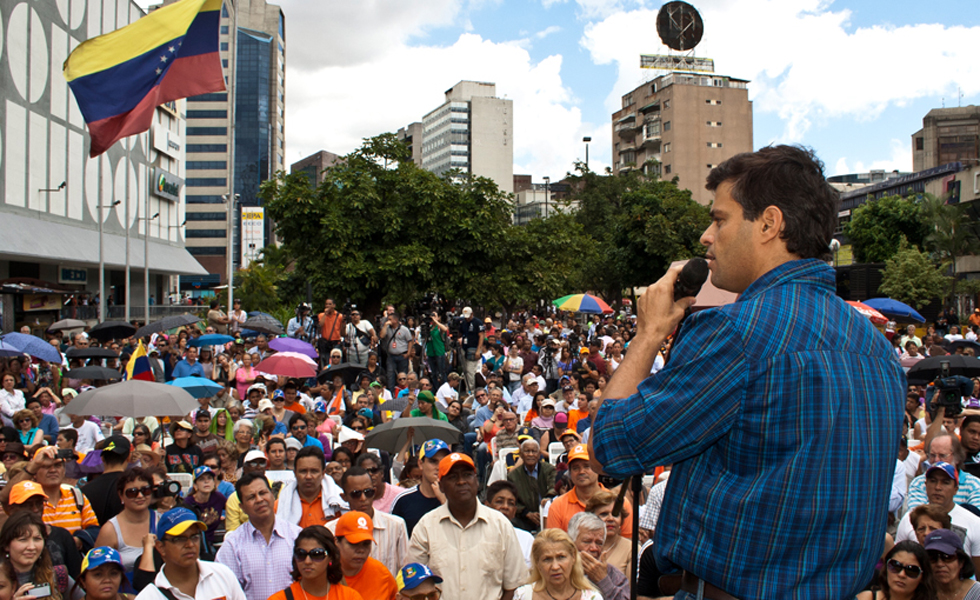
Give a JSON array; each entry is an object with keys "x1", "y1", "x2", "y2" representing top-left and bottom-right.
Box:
[{"x1": 921, "y1": 193, "x2": 980, "y2": 305}]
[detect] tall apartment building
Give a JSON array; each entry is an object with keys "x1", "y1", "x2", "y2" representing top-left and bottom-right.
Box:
[
  {"x1": 611, "y1": 71, "x2": 752, "y2": 205},
  {"x1": 401, "y1": 81, "x2": 514, "y2": 194},
  {"x1": 0, "y1": 0, "x2": 204, "y2": 330},
  {"x1": 912, "y1": 106, "x2": 980, "y2": 172},
  {"x1": 291, "y1": 151, "x2": 341, "y2": 188},
  {"x1": 180, "y1": 0, "x2": 286, "y2": 290}
]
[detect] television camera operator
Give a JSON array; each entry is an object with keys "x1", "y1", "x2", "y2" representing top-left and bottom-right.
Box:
[
  {"x1": 588, "y1": 146, "x2": 906, "y2": 600},
  {"x1": 316, "y1": 298, "x2": 346, "y2": 367},
  {"x1": 421, "y1": 310, "x2": 451, "y2": 388},
  {"x1": 287, "y1": 303, "x2": 316, "y2": 342},
  {"x1": 538, "y1": 336, "x2": 562, "y2": 395}
]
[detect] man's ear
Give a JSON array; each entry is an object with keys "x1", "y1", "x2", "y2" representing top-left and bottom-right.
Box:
[{"x1": 759, "y1": 206, "x2": 785, "y2": 241}]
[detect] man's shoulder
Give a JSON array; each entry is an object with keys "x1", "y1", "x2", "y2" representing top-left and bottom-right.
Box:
[
  {"x1": 414, "y1": 503, "x2": 450, "y2": 527},
  {"x1": 375, "y1": 509, "x2": 407, "y2": 529}
]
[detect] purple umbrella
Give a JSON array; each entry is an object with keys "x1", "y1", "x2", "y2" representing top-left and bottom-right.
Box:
[
  {"x1": 0, "y1": 332, "x2": 62, "y2": 363},
  {"x1": 268, "y1": 337, "x2": 318, "y2": 360}
]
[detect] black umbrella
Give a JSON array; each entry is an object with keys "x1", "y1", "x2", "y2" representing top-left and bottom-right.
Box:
[
  {"x1": 907, "y1": 355, "x2": 980, "y2": 385},
  {"x1": 47, "y1": 319, "x2": 87, "y2": 332},
  {"x1": 242, "y1": 313, "x2": 284, "y2": 336},
  {"x1": 135, "y1": 314, "x2": 202, "y2": 339},
  {"x1": 950, "y1": 340, "x2": 980, "y2": 354},
  {"x1": 63, "y1": 366, "x2": 123, "y2": 380},
  {"x1": 88, "y1": 321, "x2": 136, "y2": 342},
  {"x1": 363, "y1": 417, "x2": 461, "y2": 453},
  {"x1": 66, "y1": 347, "x2": 118, "y2": 359},
  {"x1": 316, "y1": 363, "x2": 364, "y2": 386}
]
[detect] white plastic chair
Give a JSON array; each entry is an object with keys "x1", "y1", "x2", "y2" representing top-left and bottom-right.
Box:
[{"x1": 548, "y1": 442, "x2": 564, "y2": 465}]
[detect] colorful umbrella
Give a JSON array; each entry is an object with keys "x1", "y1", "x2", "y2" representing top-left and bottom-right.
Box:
[
  {"x1": 552, "y1": 294, "x2": 614, "y2": 315},
  {"x1": 0, "y1": 333, "x2": 62, "y2": 363},
  {"x1": 862, "y1": 298, "x2": 926, "y2": 324},
  {"x1": 167, "y1": 376, "x2": 224, "y2": 399},
  {"x1": 268, "y1": 337, "x2": 318, "y2": 360},
  {"x1": 257, "y1": 352, "x2": 318, "y2": 378},
  {"x1": 188, "y1": 334, "x2": 235, "y2": 347},
  {"x1": 845, "y1": 301, "x2": 888, "y2": 326}
]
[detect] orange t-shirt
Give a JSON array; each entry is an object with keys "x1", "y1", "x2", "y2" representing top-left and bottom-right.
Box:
[
  {"x1": 344, "y1": 557, "x2": 397, "y2": 600},
  {"x1": 284, "y1": 401, "x2": 307, "y2": 415},
  {"x1": 546, "y1": 485, "x2": 633, "y2": 538},
  {"x1": 566, "y1": 408, "x2": 589, "y2": 433},
  {"x1": 267, "y1": 580, "x2": 364, "y2": 600},
  {"x1": 299, "y1": 493, "x2": 326, "y2": 528},
  {"x1": 319, "y1": 312, "x2": 345, "y2": 341}
]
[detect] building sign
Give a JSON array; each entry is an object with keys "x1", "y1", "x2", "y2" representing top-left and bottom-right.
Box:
[
  {"x1": 241, "y1": 208, "x2": 265, "y2": 269},
  {"x1": 22, "y1": 294, "x2": 61, "y2": 312},
  {"x1": 159, "y1": 100, "x2": 179, "y2": 118},
  {"x1": 152, "y1": 168, "x2": 183, "y2": 202},
  {"x1": 151, "y1": 124, "x2": 182, "y2": 158},
  {"x1": 58, "y1": 267, "x2": 87, "y2": 285}
]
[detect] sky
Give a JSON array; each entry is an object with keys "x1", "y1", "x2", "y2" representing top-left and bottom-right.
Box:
[{"x1": 147, "y1": 0, "x2": 980, "y2": 184}]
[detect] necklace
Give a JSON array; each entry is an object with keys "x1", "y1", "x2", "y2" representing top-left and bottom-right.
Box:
[
  {"x1": 545, "y1": 587, "x2": 577, "y2": 600},
  {"x1": 300, "y1": 580, "x2": 329, "y2": 600}
]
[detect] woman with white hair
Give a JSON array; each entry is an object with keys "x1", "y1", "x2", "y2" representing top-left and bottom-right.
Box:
[
  {"x1": 568, "y1": 511, "x2": 630, "y2": 600},
  {"x1": 513, "y1": 528, "x2": 600, "y2": 600}
]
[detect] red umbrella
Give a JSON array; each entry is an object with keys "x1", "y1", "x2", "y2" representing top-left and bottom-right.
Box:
[
  {"x1": 256, "y1": 352, "x2": 318, "y2": 378},
  {"x1": 846, "y1": 301, "x2": 888, "y2": 326}
]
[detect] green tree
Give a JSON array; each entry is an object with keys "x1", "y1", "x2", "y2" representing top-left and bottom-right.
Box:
[
  {"x1": 844, "y1": 195, "x2": 929, "y2": 263},
  {"x1": 233, "y1": 250, "x2": 285, "y2": 313},
  {"x1": 877, "y1": 238, "x2": 949, "y2": 310},
  {"x1": 921, "y1": 193, "x2": 980, "y2": 302}
]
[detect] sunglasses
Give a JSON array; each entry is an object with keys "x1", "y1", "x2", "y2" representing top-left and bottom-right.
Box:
[
  {"x1": 164, "y1": 533, "x2": 202, "y2": 545},
  {"x1": 364, "y1": 466, "x2": 382, "y2": 475},
  {"x1": 347, "y1": 487, "x2": 377, "y2": 500},
  {"x1": 928, "y1": 550, "x2": 959, "y2": 563},
  {"x1": 294, "y1": 548, "x2": 328, "y2": 562},
  {"x1": 887, "y1": 559, "x2": 923, "y2": 579},
  {"x1": 124, "y1": 485, "x2": 155, "y2": 499},
  {"x1": 351, "y1": 426, "x2": 366, "y2": 432}
]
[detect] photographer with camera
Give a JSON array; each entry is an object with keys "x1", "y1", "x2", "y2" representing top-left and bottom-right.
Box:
[
  {"x1": 380, "y1": 312, "x2": 414, "y2": 394},
  {"x1": 316, "y1": 299, "x2": 346, "y2": 368},
  {"x1": 538, "y1": 336, "x2": 562, "y2": 395},
  {"x1": 287, "y1": 303, "x2": 316, "y2": 342},
  {"x1": 423, "y1": 311, "x2": 450, "y2": 388},
  {"x1": 346, "y1": 309, "x2": 377, "y2": 368},
  {"x1": 457, "y1": 307, "x2": 484, "y2": 394}
]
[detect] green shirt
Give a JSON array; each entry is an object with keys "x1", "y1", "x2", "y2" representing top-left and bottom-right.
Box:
[
  {"x1": 425, "y1": 327, "x2": 447, "y2": 357},
  {"x1": 410, "y1": 408, "x2": 449, "y2": 421}
]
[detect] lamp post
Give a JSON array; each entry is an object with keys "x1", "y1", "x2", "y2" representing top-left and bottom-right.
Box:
[
  {"x1": 223, "y1": 193, "x2": 240, "y2": 312},
  {"x1": 138, "y1": 211, "x2": 159, "y2": 323},
  {"x1": 97, "y1": 200, "x2": 121, "y2": 323},
  {"x1": 38, "y1": 181, "x2": 66, "y2": 213},
  {"x1": 583, "y1": 136, "x2": 592, "y2": 171},
  {"x1": 542, "y1": 176, "x2": 550, "y2": 218}
]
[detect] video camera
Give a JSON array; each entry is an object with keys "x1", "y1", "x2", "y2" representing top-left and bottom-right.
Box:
[{"x1": 929, "y1": 360, "x2": 975, "y2": 417}]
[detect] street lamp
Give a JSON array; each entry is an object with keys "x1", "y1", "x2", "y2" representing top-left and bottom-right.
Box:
[
  {"x1": 97, "y1": 200, "x2": 121, "y2": 323},
  {"x1": 542, "y1": 176, "x2": 550, "y2": 218},
  {"x1": 583, "y1": 137, "x2": 592, "y2": 171},
  {"x1": 223, "y1": 193, "x2": 240, "y2": 313},
  {"x1": 138, "y1": 211, "x2": 159, "y2": 322},
  {"x1": 38, "y1": 181, "x2": 66, "y2": 212}
]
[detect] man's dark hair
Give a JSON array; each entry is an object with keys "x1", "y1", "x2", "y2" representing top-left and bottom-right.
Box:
[
  {"x1": 209, "y1": 300, "x2": 219, "y2": 309},
  {"x1": 486, "y1": 480, "x2": 519, "y2": 503},
  {"x1": 235, "y1": 471, "x2": 272, "y2": 499},
  {"x1": 116, "y1": 467, "x2": 152, "y2": 495},
  {"x1": 294, "y1": 446, "x2": 325, "y2": 469},
  {"x1": 57, "y1": 428, "x2": 78, "y2": 446},
  {"x1": 355, "y1": 453, "x2": 380, "y2": 469},
  {"x1": 706, "y1": 145, "x2": 839, "y2": 260},
  {"x1": 963, "y1": 415, "x2": 980, "y2": 432},
  {"x1": 340, "y1": 466, "x2": 370, "y2": 491},
  {"x1": 288, "y1": 413, "x2": 309, "y2": 430},
  {"x1": 266, "y1": 437, "x2": 286, "y2": 453},
  {"x1": 283, "y1": 381, "x2": 298, "y2": 391},
  {"x1": 24, "y1": 398, "x2": 40, "y2": 409}
]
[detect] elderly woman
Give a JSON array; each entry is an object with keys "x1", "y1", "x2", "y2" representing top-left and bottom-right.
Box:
[
  {"x1": 909, "y1": 504, "x2": 952, "y2": 546},
  {"x1": 513, "y1": 528, "x2": 600, "y2": 600},
  {"x1": 857, "y1": 540, "x2": 935, "y2": 600},
  {"x1": 585, "y1": 490, "x2": 632, "y2": 577},
  {"x1": 216, "y1": 439, "x2": 241, "y2": 485},
  {"x1": 924, "y1": 529, "x2": 980, "y2": 600},
  {"x1": 568, "y1": 512, "x2": 629, "y2": 600}
]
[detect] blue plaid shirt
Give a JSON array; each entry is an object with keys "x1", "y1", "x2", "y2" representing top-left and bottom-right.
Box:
[{"x1": 593, "y1": 259, "x2": 906, "y2": 600}]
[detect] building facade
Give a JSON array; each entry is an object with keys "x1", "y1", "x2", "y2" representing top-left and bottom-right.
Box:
[
  {"x1": 0, "y1": 0, "x2": 204, "y2": 331},
  {"x1": 291, "y1": 150, "x2": 341, "y2": 188},
  {"x1": 611, "y1": 71, "x2": 752, "y2": 205},
  {"x1": 180, "y1": 0, "x2": 285, "y2": 293},
  {"x1": 913, "y1": 106, "x2": 980, "y2": 172}
]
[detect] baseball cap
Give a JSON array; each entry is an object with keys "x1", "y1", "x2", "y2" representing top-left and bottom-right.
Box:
[
  {"x1": 462, "y1": 307, "x2": 473, "y2": 317},
  {"x1": 313, "y1": 400, "x2": 327, "y2": 413},
  {"x1": 438, "y1": 452, "x2": 475, "y2": 479},
  {"x1": 562, "y1": 385, "x2": 574, "y2": 393},
  {"x1": 540, "y1": 398, "x2": 556, "y2": 409},
  {"x1": 420, "y1": 439, "x2": 450, "y2": 460},
  {"x1": 99, "y1": 435, "x2": 131, "y2": 456},
  {"x1": 194, "y1": 409, "x2": 211, "y2": 420},
  {"x1": 579, "y1": 347, "x2": 590, "y2": 354},
  {"x1": 8, "y1": 481, "x2": 47, "y2": 505},
  {"x1": 334, "y1": 511, "x2": 374, "y2": 544},
  {"x1": 158, "y1": 507, "x2": 205, "y2": 537},
  {"x1": 484, "y1": 317, "x2": 492, "y2": 323},
  {"x1": 272, "y1": 389, "x2": 285, "y2": 399},
  {"x1": 357, "y1": 408, "x2": 374, "y2": 420},
  {"x1": 417, "y1": 390, "x2": 436, "y2": 404},
  {"x1": 174, "y1": 420, "x2": 193, "y2": 431},
  {"x1": 244, "y1": 449, "x2": 268, "y2": 464},
  {"x1": 284, "y1": 438, "x2": 303, "y2": 451},
  {"x1": 369, "y1": 381, "x2": 383, "y2": 389},
  {"x1": 396, "y1": 563, "x2": 443, "y2": 593},
  {"x1": 80, "y1": 547, "x2": 123, "y2": 576},
  {"x1": 554, "y1": 412, "x2": 569, "y2": 424},
  {"x1": 567, "y1": 443, "x2": 590, "y2": 463},
  {"x1": 61, "y1": 388, "x2": 78, "y2": 399},
  {"x1": 258, "y1": 399, "x2": 274, "y2": 412},
  {"x1": 134, "y1": 443, "x2": 154, "y2": 454},
  {"x1": 927, "y1": 462, "x2": 958, "y2": 482},
  {"x1": 193, "y1": 465, "x2": 215, "y2": 480},
  {"x1": 924, "y1": 529, "x2": 964, "y2": 555},
  {"x1": 247, "y1": 383, "x2": 267, "y2": 395},
  {"x1": 517, "y1": 426, "x2": 534, "y2": 441}
]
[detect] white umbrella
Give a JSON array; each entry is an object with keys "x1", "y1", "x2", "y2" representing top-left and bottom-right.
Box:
[{"x1": 65, "y1": 380, "x2": 198, "y2": 417}]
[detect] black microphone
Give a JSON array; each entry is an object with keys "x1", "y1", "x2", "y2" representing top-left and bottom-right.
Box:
[{"x1": 674, "y1": 257, "x2": 709, "y2": 301}]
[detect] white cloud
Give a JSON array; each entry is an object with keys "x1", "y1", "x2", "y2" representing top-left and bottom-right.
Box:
[
  {"x1": 285, "y1": 33, "x2": 600, "y2": 182},
  {"x1": 535, "y1": 25, "x2": 562, "y2": 39},
  {"x1": 581, "y1": 1, "x2": 980, "y2": 142},
  {"x1": 833, "y1": 138, "x2": 912, "y2": 176}
]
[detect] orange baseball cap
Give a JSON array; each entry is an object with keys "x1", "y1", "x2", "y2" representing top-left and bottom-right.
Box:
[
  {"x1": 567, "y1": 443, "x2": 591, "y2": 464},
  {"x1": 334, "y1": 511, "x2": 374, "y2": 544},
  {"x1": 438, "y1": 452, "x2": 475, "y2": 479},
  {"x1": 9, "y1": 481, "x2": 47, "y2": 505}
]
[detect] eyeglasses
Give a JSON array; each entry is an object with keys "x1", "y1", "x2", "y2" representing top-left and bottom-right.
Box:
[
  {"x1": 347, "y1": 487, "x2": 377, "y2": 500},
  {"x1": 123, "y1": 485, "x2": 155, "y2": 499},
  {"x1": 273, "y1": 398, "x2": 285, "y2": 402},
  {"x1": 292, "y1": 424, "x2": 307, "y2": 431},
  {"x1": 928, "y1": 550, "x2": 959, "y2": 563},
  {"x1": 351, "y1": 426, "x2": 366, "y2": 432},
  {"x1": 364, "y1": 466, "x2": 382, "y2": 475},
  {"x1": 928, "y1": 452, "x2": 953, "y2": 462},
  {"x1": 887, "y1": 559, "x2": 923, "y2": 578},
  {"x1": 397, "y1": 377, "x2": 407, "y2": 381},
  {"x1": 164, "y1": 533, "x2": 202, "y2": 545},
  {"x1": 294, "y1": 548, "x2": 328, "y2": 562},
  {"x1": 402, "y1": 592, "x2": 441, "y2": 600}
]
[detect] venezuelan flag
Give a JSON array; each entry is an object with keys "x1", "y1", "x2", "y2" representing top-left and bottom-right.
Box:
[
  {"x1": 63, "y1": 0, "x2": 226, "y2": 157},
  {"x1": 125, "y1": 341, "x2": 155, "y2": 382}
]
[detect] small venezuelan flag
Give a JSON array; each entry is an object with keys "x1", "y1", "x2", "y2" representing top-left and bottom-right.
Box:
[
  {"x1": 63, "y1": 0, "x2": 226, "y2": 157},
  {"x1": 125, "y1": 340, "x2": 155, "y2": 382}
]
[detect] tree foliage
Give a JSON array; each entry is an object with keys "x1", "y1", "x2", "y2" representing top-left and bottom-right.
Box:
[
  {"x1": 920, "y1": 193, "x2": 980, "y2": 301},
  {"x1": 844, "y1": 195, "x2": 929, "y2": 263},
  {"x1": 878, "y1": 238, "x2": 949, "y2": 310}
]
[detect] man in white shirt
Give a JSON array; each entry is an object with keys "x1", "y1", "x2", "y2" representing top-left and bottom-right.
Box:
[
  {"x1": 945, "y1": 326, "x2": 965, "y2": 342},
  {"x1": 66, "y1": 413, "x2": 104, "y2": 453},
  {"x1": 435, "y1": 373, "x2": 461, "y2": 411}
]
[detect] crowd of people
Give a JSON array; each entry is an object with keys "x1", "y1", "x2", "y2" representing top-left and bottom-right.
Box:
[{"x1": 0, "y1": 283, "x2": 979, "y2": 599}]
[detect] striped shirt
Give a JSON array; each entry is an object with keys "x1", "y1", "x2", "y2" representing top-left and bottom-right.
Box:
[
  {"x1": 593, "y1": 259, "x2": 906, "y2": 600},
  {"x1": 215, "y1": 517, "x2": 302, "y2": 600},
  {"x1": 43, "y1": 484, "x2": 98, "y2": 533},
  {"x1": 906, "y1": 470, "x2": 980, "y2": 510}
]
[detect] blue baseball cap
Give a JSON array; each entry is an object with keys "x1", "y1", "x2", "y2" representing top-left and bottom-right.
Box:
[
  {"x1": 313, "y1": 400, "x2": 327, "y2": 413},
  {"x1": 358, "y1": 407, "x2": 374, "y2": 420},
  {"x1": 419, "y1": 439, "x2": 450, "y2": 460},
  {"x1": 272, "y1": 389, "x2": 285, "y2": 399},
  {"x1": 81, "y1": 547, "x2": 123, "y2": 575},
  {"x1": 396, "y1": 562, "x2": 443, "y2": 592},
  {"x1": 927, "y1": 462, "x2": 958, "y2": 482},
  {"x1": 193, "y1": 465, "x2": 215, "y2": 481},
  {"x1": 158, "y1": 507, "x2": 205, "y2": 537}
]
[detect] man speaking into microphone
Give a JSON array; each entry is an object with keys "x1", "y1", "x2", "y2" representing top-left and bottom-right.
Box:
[{"x1": 588, "y1": 145, "x2": 905, "y2": 600}]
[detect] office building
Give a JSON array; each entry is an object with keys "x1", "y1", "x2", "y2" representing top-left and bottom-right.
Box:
[
  {"x1": 180, "y1": 0, "x2": 285, "y2": 292},
  {"x1": 405, "y1": 81, "x2": 514, "y2": 194},
  {"x1": 611, "y1": 71, "x2": 752, "y2": 205},
  {"x1": 912, "y1": 106, "x2": 980, "y2": 172},
  {"x1": 291, "y1": 151, "x2": 341, "y2": 187},
  {"x1": 0, "y1": 0, "x2": 204, "y2": 331}
]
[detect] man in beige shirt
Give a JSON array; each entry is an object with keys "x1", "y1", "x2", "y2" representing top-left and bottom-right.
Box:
[{"x1": 408, "y1": 453, "x2": 526, "y2": 600}]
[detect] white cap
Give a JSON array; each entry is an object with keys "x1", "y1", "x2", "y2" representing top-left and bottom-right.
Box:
[
  {"x1": 338, "y1": 426, "x2": 365, "y2": 444},
  {"x1": 461, "y1": 307, "x2": 473, "y2": 317},
  {"x1": 284, "y1": 437, "x2": 303, "y2": 451},
  {"x1": 258, "y1": 399, "x2": 274, "y2": 412},
  {"x1": 243, "y1": 449, "x2": 267, "y2": 464},
  {"x1": 247, "y1": 383, "x2": 267, "y2": 395}
]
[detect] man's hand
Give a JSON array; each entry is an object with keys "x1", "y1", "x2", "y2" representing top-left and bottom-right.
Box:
[
  {"x1": 635, "y1": 263, "x2": 696, "y2": 342},
  {"x1": 29, "y1": 446, "x2": 58, "y2": 474},
  {"x1": 527, "y1": 512, "x2": 540, "y2": 526}
]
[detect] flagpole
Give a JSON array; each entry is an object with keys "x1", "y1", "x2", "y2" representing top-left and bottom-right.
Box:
[
  {"x1": 145, "y1": 132, "x2": 151, "y2": 325},
  {"x1": 225, "y1": 0, "x2": 238, "y2": 316}
]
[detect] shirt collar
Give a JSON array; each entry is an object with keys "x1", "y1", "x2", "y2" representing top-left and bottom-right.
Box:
[{"x1": 439, "y1": 502, "x2": 490, "y2": 529}]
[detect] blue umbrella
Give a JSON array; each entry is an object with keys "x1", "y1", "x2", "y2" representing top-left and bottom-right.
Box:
[
  {"x1": 0, "y1": 340, "x2": 25, "y2": 358},
  {"x1": 862, "y1": 298, "x2": 926, "y2": 324},
  {"x1": 0, "y1": 332, "x2": 62, "y2": 363},
  {"x1": 188, "y1": 334, "x2": 235, "y2": 347},
  {"x1": 167, "y1": 376, "x2": 223, "y2": 399}
]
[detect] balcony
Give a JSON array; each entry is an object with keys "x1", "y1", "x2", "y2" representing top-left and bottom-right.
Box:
[{"x1": 615, "y1": 114, "x2": 639, "y2": 137}]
